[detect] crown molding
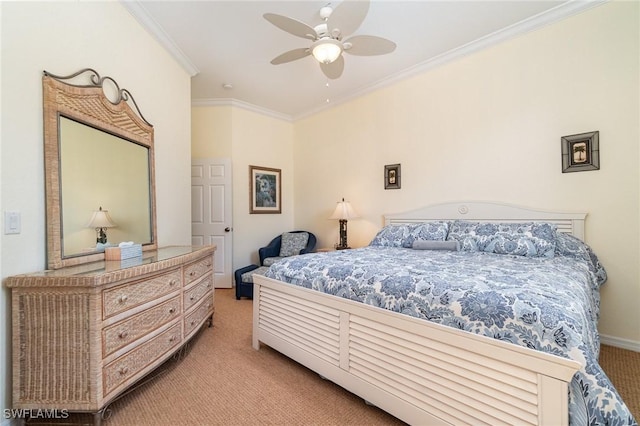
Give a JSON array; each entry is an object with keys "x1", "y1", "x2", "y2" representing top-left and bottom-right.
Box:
[
  {"x1": 120, "y1": 1, "x2": 200, "y2": 77},
  {"x1": 293, "y1": 0, "x2": 607, "y2": 121},
  {"x1": 191, "y1": 98, "x2": 293, "y2": 122},
  {"x1": 122, "y1": 0, "x2": 606, "y2": 121}
]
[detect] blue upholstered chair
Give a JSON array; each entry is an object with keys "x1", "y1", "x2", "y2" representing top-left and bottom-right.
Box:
[
  {"x1": 259, "y1": 231, "x2": 317, "y2": 266},
  {"x1": 235, "y1": 231, "x2": 316, "y2": 300}
]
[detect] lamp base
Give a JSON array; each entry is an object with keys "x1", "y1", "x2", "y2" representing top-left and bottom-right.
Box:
[
  {"x1": 337, "y1": 219, "x2": 349, "y2": 250},
  {"x1": 96, "y1": 227, "x2": 108, "y2": 244}
]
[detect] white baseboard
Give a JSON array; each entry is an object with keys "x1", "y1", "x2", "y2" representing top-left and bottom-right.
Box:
[{"x1": 600, "y1": 334, "x2": 640, "y2": 352}]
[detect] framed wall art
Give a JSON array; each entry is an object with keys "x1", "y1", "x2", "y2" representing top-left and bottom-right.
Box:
[
  {"x1": 561, "y1": 131, "x2": 600, "y2": 173},
  {"x1": 249, "y1": 165, "x2": 281, "y2": 214},
  {"x1": 384, "y1": 164, "x2": 401, "y2": 189}
]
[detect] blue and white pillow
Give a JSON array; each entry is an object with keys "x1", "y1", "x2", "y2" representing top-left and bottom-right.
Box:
[
  {"x1": 370, "y1": 222, "x2": 449, "y2": 248},
  {"x1": 279, "y1": 232, "x2": 309, "y2": 257},
  {"x1": 446, "y1": 221, "x2": 557, "y2": 257},
  {"x1": 403, "y1": 222, "x2": 450, "y2": 247},
  {"x1": 369, "y1": 224, "x2": 412, "y2": 247}
]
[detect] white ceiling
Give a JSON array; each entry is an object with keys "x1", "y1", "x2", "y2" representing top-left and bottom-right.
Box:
[{"x1": 124, "y1": 1, "x2": 602, "y2": 120}]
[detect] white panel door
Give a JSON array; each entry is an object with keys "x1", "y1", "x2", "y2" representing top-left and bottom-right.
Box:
[{"x1": 191, "y1": 158, "x2": 232, "y2": 288}]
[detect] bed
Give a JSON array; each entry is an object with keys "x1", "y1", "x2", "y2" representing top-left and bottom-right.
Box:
[{"x1": 251, "y1": 201, "x2": 636, "y2": 426}]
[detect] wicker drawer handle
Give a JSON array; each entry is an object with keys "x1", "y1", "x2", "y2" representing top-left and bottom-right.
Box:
[
  {"x1": 190, "y1": 295, "x2": 195, "y2": 301},
  {"x1": 206, "y1": 263, "x2": 212, "y2": 268},
  {"x1": 118, "y1": 367, "x2": 129, "y2": 376},
  {"x1": 190, "y1": 320, "x2": 196, "y2": 326},
  {"x1": 169, "y1": 279, "x2": 178, "y2": 286},
  {"x1": 118, "y1": 295, "x2": 128, "y2": 304},
  {"x1": 169, "y1": 336, "x2": 176, "y2": 343},
  {"x1": 118, "y1": 331, "x2": 128, "y2": 339},
  {"x1": 189, "y1": 271, "x2": 196, "y2": 277},
  {"x1": 169, "y1": 308, "x2": 176, "y2": 314}
]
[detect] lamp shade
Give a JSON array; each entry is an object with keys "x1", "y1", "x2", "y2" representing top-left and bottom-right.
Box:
[
  {"x1": 311, "y1": 38, "x2": 343, "y2": 64},
  {"x1": 87, "y1": 207, "x2": 116, "y2": 229},
  {"x1": 329, "y1": 199, "x2": 359, "y2": 220}
]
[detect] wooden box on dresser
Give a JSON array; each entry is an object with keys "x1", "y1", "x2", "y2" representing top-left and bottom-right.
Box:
[{"x1": 5, "y1": 245, "x2": 215, "y2": 422}]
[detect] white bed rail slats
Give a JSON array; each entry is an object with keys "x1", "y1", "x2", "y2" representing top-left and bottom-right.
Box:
[
  {"x1": 348, "y1": 316, "x2": 539, "y2": 425},
  {"x1": 258, "y1": 288, "x2": 341, "y2": 364},
  {"x1": 253, "y1": 275, "x2": 581, "y2": 426}
]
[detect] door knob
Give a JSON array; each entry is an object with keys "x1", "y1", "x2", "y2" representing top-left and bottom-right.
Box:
[{"x1": 224, "y1": 227, "x2": 232, "y2": 232}]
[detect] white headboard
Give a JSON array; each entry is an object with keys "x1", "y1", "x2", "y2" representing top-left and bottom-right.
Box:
[{"x1": 384, "y1": 201, "x2": 587, "y2": 240}]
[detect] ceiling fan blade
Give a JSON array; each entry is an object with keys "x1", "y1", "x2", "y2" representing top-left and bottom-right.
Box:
[
  {"x1": 344, "y1": 35, "x2": 396, "y2": 56},
  {"x1": 263, "y1": 13, "x2": 317, "y2": 41},
  {"x1": 320, "y1": 55, "x2": 344, "y2": 80},
  {"x1": 270, "y1": 48, "x2": 311, "y2": 65},
  {"x1": 326, "y1": 0, "x2": 369, "y2": 38}
]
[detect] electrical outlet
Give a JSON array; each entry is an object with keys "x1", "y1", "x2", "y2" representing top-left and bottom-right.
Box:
[{"x1": 4, "y1": 211, "x2": 21, "y2": 234}]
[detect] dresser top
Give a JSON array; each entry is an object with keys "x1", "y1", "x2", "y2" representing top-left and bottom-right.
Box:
[{"x1": 5, "y1": 245, "x2": 215, "y2": 288}]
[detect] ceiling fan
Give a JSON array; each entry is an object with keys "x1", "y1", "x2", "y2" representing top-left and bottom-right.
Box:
[{"x1": 264, "y1": 0, "x2": 396, "y2": 79}]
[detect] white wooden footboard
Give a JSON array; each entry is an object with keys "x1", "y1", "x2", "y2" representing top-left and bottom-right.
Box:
[{"x1": 253, "y1": 275, "x2": 581, "y2": 426}]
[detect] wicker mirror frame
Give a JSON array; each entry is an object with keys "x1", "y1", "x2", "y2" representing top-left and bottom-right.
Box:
[{"x1": 43, "y1": 68, "x2": 157, "y2": 269}]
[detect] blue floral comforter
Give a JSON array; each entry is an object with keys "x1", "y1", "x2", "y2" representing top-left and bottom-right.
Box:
[{"x1": 265, "y1": 246, "x2": 637, "y2": 425}]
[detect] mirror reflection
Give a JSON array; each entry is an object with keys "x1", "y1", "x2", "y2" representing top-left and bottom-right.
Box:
[{"x1": 59, "y1": 117, "x2": 152, "y2": 257}]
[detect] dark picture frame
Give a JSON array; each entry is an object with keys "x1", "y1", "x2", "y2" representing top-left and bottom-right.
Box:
[
  {"x1": 249, "y1": 165, "x2": 281, "y2": 214},
  {"x1": 561, "y1": 131, "x2": 600, "y2": 173},
  {"x1": 384, "y1": 164, "x2": 401, "y2": 189}
]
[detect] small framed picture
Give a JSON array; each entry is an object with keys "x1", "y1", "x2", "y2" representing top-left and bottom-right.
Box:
[
  {"x1": 561, "y1": 131, "x2": 600, "y2": 173},
  {"x1": 384, "y1": 164, "x2": 401, "y2": 189},
  {"x1": 249, "y1": 165, "x2": 281, "y2": 214}
]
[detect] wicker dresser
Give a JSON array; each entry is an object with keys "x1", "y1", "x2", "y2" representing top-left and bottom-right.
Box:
[{"x1": 5, "y1": 245, "x2": 215, "y2": 421}]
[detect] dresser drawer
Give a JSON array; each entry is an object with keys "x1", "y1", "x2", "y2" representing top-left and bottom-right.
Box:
[
  {"x1": 103, "y1": 269, "x2": 181, "y2": 319},
  {"x1": 184, "y1": 255, "x2": 213, "y2": 285},
  {"x1": 103, "y1": 323, "x2": 182, "y2": 396},
  {"x1": 184, "y1": 296, "x2": 213, "y2": 337},
  {"x1": 184, "y1": 274, "x2": 213, "y2": 311},
  {"x1": 102, "y1": 296, "x2": 181, "y2": 357}
]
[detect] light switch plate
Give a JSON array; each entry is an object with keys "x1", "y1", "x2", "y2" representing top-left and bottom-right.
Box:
[{"x1": 4, "y1": 211, "x2": 21, "y2": 234}]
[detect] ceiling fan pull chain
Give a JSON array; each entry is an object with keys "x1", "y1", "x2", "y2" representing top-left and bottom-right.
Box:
[{"x1": 326, "y1": 78, "x2": 331, "y2": 103}]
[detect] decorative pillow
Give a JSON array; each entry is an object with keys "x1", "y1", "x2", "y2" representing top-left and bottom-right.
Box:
[
  {"x1": 402, "y1": 221, "x2": 450, "y2": 247},
  {"x1": 446, "y1": 221, "x2": 557, "y2": 257},
  {"x1": 369, "y1": 222, "x2": 450, "y2": 248},
  {"x1": 555, "y1": 232, "x2": 607, "y2": 287},
  {"x1": 279, "y1": 232, "x2": 309, "y2": 257},
  {"x1": 369, "y1": 224, "x2": 412, "y2": 247},
  {"x1": 412, "y1": 240, "x2": 459, "y2": 251},
  {"x1": 446, "y1": 221, "x2": 490, "y2": 252}
]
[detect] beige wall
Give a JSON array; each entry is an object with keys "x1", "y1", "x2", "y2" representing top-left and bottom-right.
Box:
[
  {"x1": 0, "y1": 1, "x2": 193, "y2": 418},
  {"x1": 192, "y1": 106, "x2": 233, "y2": 158},
  {"x1": 293, "y1": 2, "x2": 639, "y2": 345},
  {"x1": 192, "y1": 106, "x2": 295, "y2": 269}
]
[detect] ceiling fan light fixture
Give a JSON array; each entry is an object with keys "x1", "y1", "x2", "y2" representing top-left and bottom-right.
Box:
[{"x1": 311, "y1": 38, "x2": 342, "y2": 64}]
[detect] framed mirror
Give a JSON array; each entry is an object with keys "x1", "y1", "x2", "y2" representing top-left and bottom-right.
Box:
[{"x1": 43, "y1": 68, "x2": 157, "y2": 269}]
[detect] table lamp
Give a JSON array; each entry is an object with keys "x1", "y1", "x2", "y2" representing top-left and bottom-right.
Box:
[
  {"x1": 87, "y1": 206, "x2": 117, "y2": 244},
  {"x1": 329, "y1": 198, "x2": 359, "y2": 250}
]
